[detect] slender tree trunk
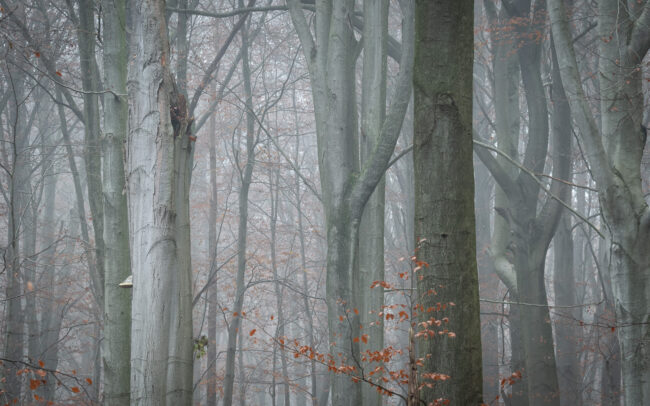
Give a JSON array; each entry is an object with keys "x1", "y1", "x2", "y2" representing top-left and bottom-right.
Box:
[
  {"x1": 286, "y1": 1, "x2": 414, "y2": 403},
  {"x1": 207, "y1": 87, "x2": 219, "y2": 406},
  {"x1": 102, "y1": 0, "x2": 132, "y2": 403},
  {"x1": 293, "y1": 91, "x2": 317, "y2": 406},
  {"x1": 270, "y1": 167, "x2": 291, "y2": 406},
  {"x1": 549, "y1": 1, "x2": 650, "y2": 403},
  {"x1": 413, "y1": 1, "x2": 482, "y2": 404},
  {"x1": 551, "y1": 42, "x2": 580, "y2": 403},
  {"x1": 77, "y1": 0, "x2": 105, "y2": 305},
  {"x1": 2, "y1": 68, "x2": 28, "y2": 403},
  {"x1": 358, "y1": 2, "x2": 388, "y2": 404},
  {"x1": 223, "y1": 19, "x2": 255, "y2": 405}
]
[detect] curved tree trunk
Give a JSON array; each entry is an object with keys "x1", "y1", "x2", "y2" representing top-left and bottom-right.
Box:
[{"x1": 549, "y1": 1, "x2": 650, "y2": 404}]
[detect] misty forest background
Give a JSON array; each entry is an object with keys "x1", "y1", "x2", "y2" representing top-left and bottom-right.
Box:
[{"x1": 0, "y1": 0, "x2": 649, "y2": 405}]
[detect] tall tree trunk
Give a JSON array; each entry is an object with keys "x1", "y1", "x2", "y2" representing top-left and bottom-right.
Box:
[
  {"x1": 413, "y1": 1, "x2": 482, "y2": 404},
  {"x1": 102, "y1": 0, "x2": 132, "y2": 403},
  {"x1": 293, "y1": 91, "x2": 317, "y2": 406},
  {"x1": 270, "y1": 167, "x2": 291, "y2": 406},
  {"x1": 358, "y1": 2, "x2": 388, "y2": 404},
  {"x1": 2, "y1": 66, "x2": 28, "y2": 403},
  {"x1": 223, "y1": 18, "x2": 255, "y2": 405},
  {"x1": 207, "y1": 87, "x2": 219, "y2": 406},
  {"x1": 549, "y1": 1, "x2": 650, "y2": 404},
  {"x1": 127, "y1": 0, "x2": 194, "y2": 403},
  {"x1": 286, "y1": 1, "x2": 414, "y2": 403},
  {"x1": 77, "y1": 0, "x2": 105, "y2": 305}
]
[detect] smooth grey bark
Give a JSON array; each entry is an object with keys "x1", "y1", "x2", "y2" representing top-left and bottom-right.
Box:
[
  {"x1": 292, "y1": 91, "x2": 317, "y2": 406},
  {"x1": 549, "y1": 1, "x2": 650, "y2": 404},
  {"x1": 101, "y1": 0, "x2": 132, "y2": 403},
  {"x1": 550, "y1": 42, "x2": 580, "y2": 406},
  {"x1": 76, "y1": 0, "x2": 105, "y2": 305},
  {"x1": 126, "y1": 0, "x2": 194, "y2": 403},
  {"x1": 553, "y1": 215, "x2": 580, "y2": 406},
  {"x1": 286, "y1": 1, "x2": 414, "y2": 403},
  {"x1": 223, "y1": 19, "x2": 256, "y2": 406},
  {"x1": 207, "y1": 86, "x2": 219, "y2": 406},
  {"x1": 474, "y1": 159, "x2": 499, "y2": 402},
  {"x1": 55, "y1": 90, "x2": 103, "y2": 306},
  {"x1": 474, "y1": 2, "x2": 575, "y2": 403},
  {"x1": 269, "y1": 166, "x2": 291, "y2": 406},
  {"x1": 413, "y1": 1, "x2": 483, "y2": 404},
  {"x1": 481, "y1": 4, "x2": 525, "y2": 401},
  {"x1": 2, "y1": 63, "x2": 28, "y2": 403},
  {"x1": 26, "y1": 98, "x2": 44, "y2": 370},
  {"x1": 238, "y1": 325, "x2": 246, "y2": 406},
  {"x1": 35, "y1": 157, "x2": 60, "y2": 402},
  {"x1": 358, "y1": 2, "x2": 388, "y2": 404}
]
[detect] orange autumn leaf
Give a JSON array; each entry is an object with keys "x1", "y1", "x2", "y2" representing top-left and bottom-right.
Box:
[
  {"x1": 339, "y1": 315, "x2": 344, "y2": 322},
  {"x1": 55, "y1": 71, "x2": 63, "y2": 77},
  {"x1": 30, "y1": 379, "x2": 40, "y2": 390},
  {"x1": 86, "y1": 378, "x2": 93, "y2": 385},
  {"x1": 71, "y1": 387, "x2": 80, "y2": 393},
  {"x1": 38, "y1": 360, "x2": 44, "y2": 368},
  {"x1": 249, "y1": 329, "x2": 256, "y2": 336},
  {"x1": 353, "y1": 308, "x2": 359, "y2": 315},
  {"x1": 35, "y1": 369, "x2": 46, "y2": 377}
]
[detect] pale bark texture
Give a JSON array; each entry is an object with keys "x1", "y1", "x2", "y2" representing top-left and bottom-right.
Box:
[
  {"x1": 223, "y1": 20, "x2": 256, "y2": 406},
  {"x1": 474, "y1": 2, "x2": 575, "y2": 403},
  {"x1": 413, "y1": 1, "x2": 482, "y2": 404},
  {"x1": 126, "y1": 0, "x2": 194, "y2": 403},
  {"x1": 76, "y1": 0, "x2": 105, "y2": 305},
  {"x1": 102, "y1": 0, "x2": 132, "y2": 403},
  {"x1": 358, "y1": 2, "x2": 388, "y2": 405},
  {"x1": 207, "y1": 86, "x2": 219, "y2": 406},
  {"x1": 549, "y1": 1, "x2": 650, "y2": 404},
  {"x1": 286, "y1": 1, "x2": 413, "y2": 403}
]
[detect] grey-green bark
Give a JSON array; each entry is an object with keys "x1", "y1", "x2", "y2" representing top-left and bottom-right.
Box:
[
  {"x1": 207, "y1": 86, "x2": 219, "y2": 406},
  {"x1": 413, "y1": 1, "x2": 482, "y2": 404},
  {"x1": 286, "y1": 1, "x2": 413, "y2": 403},
  {"x1": 102, "y1": 0, "x2": 132, "y2": 403},
  {"x1": 549, "y1": 1, "x2": 650, "y2": 404},
  {"x1": 127, "y1": 0, "x2": 194, "y2": 403},
  {"x1": 550, "y1": 42, "x2": 580, "y2": 406},
  {"x1": 358, "y1": 2, "x2": 388, "y2": 404},
  {"x1": 2, "y1": 63, "x2": 28, "y2": 403},
  {"x1": 223, "y1": 19, "x2": 256, "y2": 405},
  {"x1": 76, "y1": 0, "x2": 105, "y2": 305},
  {"x1": 293, "y1": 91, "x2": 317, "y2": 406},
  {"x1": 270, "y1": 166, "x2": 290, "y2": 406},
  {"x1": 474, "y1": 2, "x2": 575, "y2": 403}
]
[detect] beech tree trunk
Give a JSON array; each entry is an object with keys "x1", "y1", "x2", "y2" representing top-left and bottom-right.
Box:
[
  {"x1": 413, "y1": 1, "x2": 483, "y2": 404},
  {"x1": 127, "y1": 0, "x2": 194, "y2": 403},
  {"x1": 286, "y1": 1, "x2": 414, "y2": 403},
  {"x1": 102, "y1": 0, "x2": 132, "y2": 403},
  {"x1": 549, "y1": 1, "x2": 650, "y2": 404}
]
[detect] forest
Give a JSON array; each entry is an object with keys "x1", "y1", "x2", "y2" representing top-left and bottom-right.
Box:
[{"x1": 0, "y1": 0, "x2": 648, "y2": 405}]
